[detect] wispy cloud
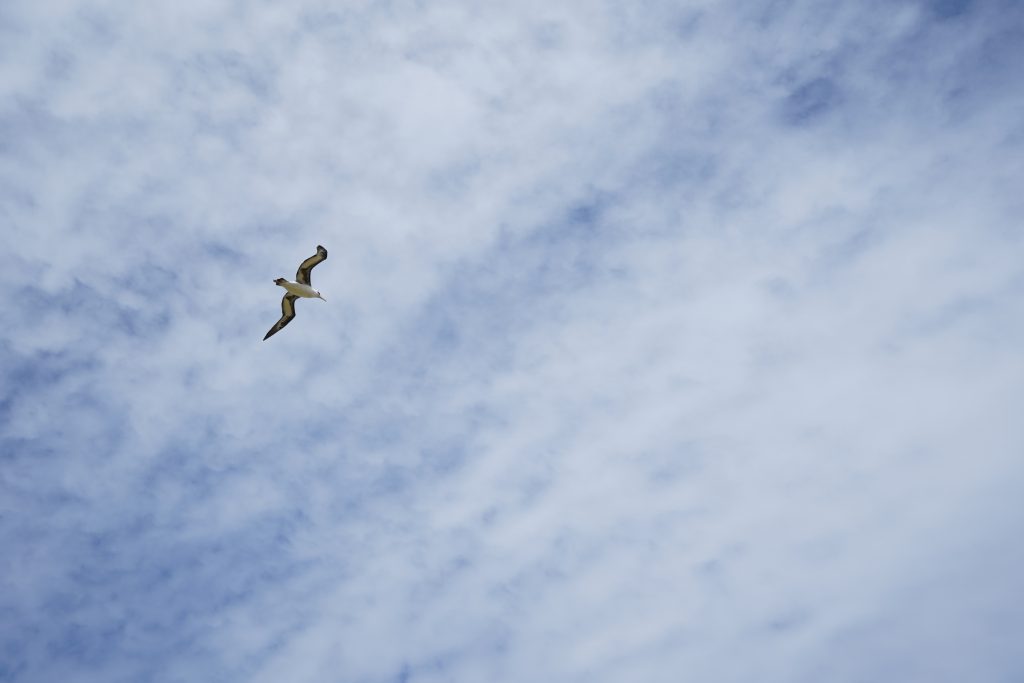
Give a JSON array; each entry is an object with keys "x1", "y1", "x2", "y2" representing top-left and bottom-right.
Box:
[{"x1": 2, "y1": 0, "x2": 1023, "y2": 681}]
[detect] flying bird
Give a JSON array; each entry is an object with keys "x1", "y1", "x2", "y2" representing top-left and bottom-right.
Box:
[{"x1": 263, "y1": 245, "x2": 328, "y2": 340}]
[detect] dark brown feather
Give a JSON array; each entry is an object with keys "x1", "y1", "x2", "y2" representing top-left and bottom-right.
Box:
[
  {"x1": 263, "y1": 294, "x2": 299, "y2": 340},
  {"x1": 295, "y1": 245, "x2": 328, "y2": 286}
]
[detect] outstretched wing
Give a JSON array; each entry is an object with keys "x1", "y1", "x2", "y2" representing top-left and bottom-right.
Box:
[
  {"x1": 295, "y1": 245, "x2": 328, "y2": 286},
  {"x1": 263, "y1": 294, "x2": 299, "y2": 340}
]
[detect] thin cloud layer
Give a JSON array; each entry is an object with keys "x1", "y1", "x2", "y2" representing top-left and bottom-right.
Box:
[{"x1": 2, "y1": 1, "x2": 1023, "y2": 681}]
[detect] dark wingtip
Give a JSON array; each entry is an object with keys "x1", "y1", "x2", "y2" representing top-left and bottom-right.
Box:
[{"x1": 317, "y1": 244, "x2": 327, "y2": 254}]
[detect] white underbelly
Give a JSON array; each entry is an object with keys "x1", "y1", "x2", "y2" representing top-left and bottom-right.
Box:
[{"x1": 282, "y1": 281, "x2": 318, "y2": 297}]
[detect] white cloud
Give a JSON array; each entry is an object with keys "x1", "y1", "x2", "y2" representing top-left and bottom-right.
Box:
[{"x1": 1, "y1": 0, "x2": 1023, "y2": 681}]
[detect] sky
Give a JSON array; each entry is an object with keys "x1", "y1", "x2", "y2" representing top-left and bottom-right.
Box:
[{"x1": 1, "y1": 0, "x2": 1023, "y2": 681}]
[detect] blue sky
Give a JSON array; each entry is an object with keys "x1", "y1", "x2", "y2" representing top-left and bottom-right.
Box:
[{"x1": 2, "y1": 0, "x2": 1023, "y2": 681}]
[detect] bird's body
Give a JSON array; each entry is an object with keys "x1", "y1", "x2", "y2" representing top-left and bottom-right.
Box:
[
  {"x1": 275, "y1": 279, "x2": 322, "y2": 299},
  {"x1": 264, "y1": 245, "x2": 328, "y2": 340}
]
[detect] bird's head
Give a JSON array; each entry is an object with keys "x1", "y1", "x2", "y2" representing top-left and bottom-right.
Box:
[{"x1": 274, "y1": 277, "x2": 287, "y2": 285}]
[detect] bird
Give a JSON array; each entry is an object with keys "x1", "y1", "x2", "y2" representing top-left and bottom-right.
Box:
[{"x1": 263, "y1": 245, "x2": 328, "y2": 340}]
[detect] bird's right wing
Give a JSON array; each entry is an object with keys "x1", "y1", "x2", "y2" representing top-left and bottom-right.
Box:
[
  {"x1": 295, "y1": 245, "x2": 328, "y2": 286},
  {"x1": 263, "y1": 294, "x2": 299, "y2": 340}
]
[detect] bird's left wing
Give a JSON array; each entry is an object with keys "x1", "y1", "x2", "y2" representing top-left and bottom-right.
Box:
[
  {"x1": 263, "y1": 294, "x2": 299, "y2": 340},
  {"x1": 295, "y1": 245, "x2": 328, "y2": 286}
]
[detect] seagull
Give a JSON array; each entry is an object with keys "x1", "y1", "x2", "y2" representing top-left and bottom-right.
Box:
[{"x1": 263, "y1": 245, "x2": 328, "y2": 340}]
